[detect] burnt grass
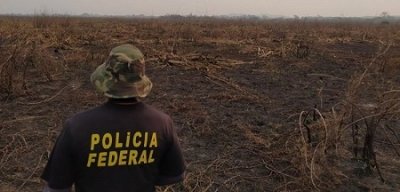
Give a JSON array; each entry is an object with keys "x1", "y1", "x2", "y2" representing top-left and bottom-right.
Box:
[{"x1": 1, "y1": 17, "x2": 400, "y2": 191}]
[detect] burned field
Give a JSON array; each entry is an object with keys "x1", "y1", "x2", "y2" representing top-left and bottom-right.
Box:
[{"x1": 1, "y1": 16, "x2": 400, "y2": 191}]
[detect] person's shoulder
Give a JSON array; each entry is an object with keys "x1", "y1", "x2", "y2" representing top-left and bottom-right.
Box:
[
  {"x1": 142, "y1": 104, "x2": 177, "y2": 134},
  {"x1": 142, "y1": 103, "x2": 173, "y2": 122}
]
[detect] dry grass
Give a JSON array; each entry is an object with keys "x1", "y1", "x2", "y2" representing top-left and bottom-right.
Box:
[{"x1": 293, "y1": 41, "x2": 400, "y2": 190}]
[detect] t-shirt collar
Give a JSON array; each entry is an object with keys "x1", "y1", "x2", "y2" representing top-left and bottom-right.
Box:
[{"x1": 107, "y1": 98, "x2": 140, "y2": 105}]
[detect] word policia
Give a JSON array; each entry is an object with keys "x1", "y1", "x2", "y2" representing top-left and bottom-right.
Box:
[{"x1": 87, "y1": 131, "x2": 158, "y2": 167}]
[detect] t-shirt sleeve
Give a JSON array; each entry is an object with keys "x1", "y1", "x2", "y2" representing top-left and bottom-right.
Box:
[
  {"x1": 156, "y1": 118, "x2": 186, "y2": 186},
  {"x1": 41, "y1": 121, "x2": 75, "y2": 189}
]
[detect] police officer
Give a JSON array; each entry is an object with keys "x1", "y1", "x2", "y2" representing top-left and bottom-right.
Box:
[{"x1": 41, "y1": 44, "x2": 186, "y2": 192}]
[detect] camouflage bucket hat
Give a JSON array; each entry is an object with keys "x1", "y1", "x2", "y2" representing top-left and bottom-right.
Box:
[{"x1": 90, "y1": 44, "x2": 152, "y2": 98}]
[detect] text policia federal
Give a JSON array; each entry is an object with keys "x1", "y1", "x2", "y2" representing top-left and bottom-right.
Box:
[{"x1": 87, "y1": 131, "x2": 158, "y2": 167}]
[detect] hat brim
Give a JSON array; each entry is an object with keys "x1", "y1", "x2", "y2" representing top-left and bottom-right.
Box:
[{"x1": 91, "y1": 63, "x2": 153, "y2": 98}]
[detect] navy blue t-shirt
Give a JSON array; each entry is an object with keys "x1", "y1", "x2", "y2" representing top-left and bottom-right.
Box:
[{"x1": 41, "y1": 99, "x2": 185, "y2": 192}]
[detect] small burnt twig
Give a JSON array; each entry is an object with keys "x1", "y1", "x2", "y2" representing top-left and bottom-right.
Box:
[
  {"x1": 17, "y1": 153, "x2": 44, "y2": 191},
  {"x1": 16, "y1": 85, "x2": 70, "y2": 105},
  {"x1": 385, "y1": 125, "x2": 400, "y2": 144},
  {"x1": 382, "y1": 125, "x2": 400, "y2": 157}
]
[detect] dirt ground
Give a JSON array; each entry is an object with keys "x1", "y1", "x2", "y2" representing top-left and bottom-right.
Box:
[{"x1": 1, "y1": 16, "x2": 400, "y2": 191}]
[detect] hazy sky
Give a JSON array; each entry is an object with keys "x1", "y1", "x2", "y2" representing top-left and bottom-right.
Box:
[{"x1": 1, "y1": 0, "x2": 399, "y2": 17}]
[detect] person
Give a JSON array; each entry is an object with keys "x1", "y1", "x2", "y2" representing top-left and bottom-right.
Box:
[{"x1": 41, "y1": 44, "x2": 186, "y2": 192}]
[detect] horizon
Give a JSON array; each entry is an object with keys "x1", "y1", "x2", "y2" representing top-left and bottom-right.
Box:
[
  {"x1": 1, "y1": 0, "x2": 400, "y2": 18},
  {"x1": 1, "y1": 12, "x2": 399, "y2": 19}
]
